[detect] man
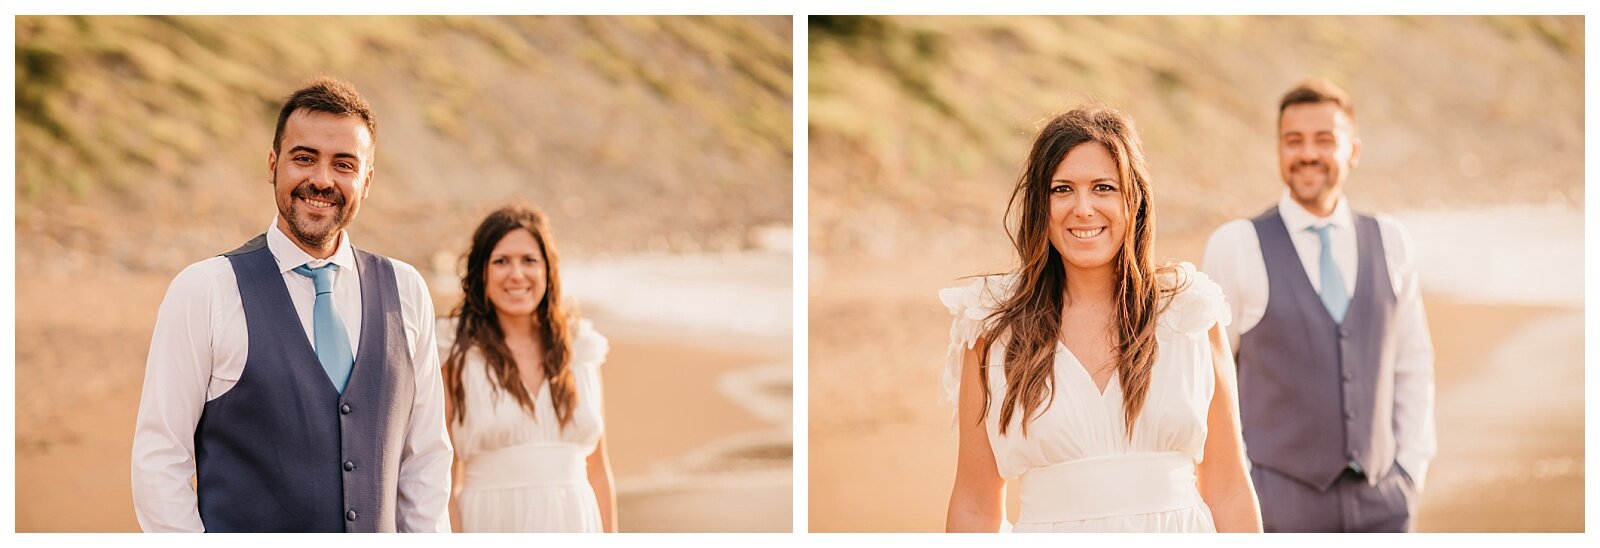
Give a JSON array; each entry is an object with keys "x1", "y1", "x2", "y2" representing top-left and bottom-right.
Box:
[
  {"x1": 132, "y1": 77, "x2": 452, "y2": 532},
  {"x1": 1201, "y1": 78, "x2": 1436, "y2": 532}
]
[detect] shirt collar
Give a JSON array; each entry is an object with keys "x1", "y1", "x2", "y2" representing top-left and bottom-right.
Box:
[
  {"x1": 1277, "y1": 189, "x2": 1353, "y2": 232},
  {"x1": 266, "y1": 215, "x2": 356, "y2": 274}
]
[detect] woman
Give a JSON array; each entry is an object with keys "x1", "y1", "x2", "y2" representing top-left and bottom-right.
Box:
[
  {"x1": 942, "y1": 107, "x2": 1261, "y2": 532},
  {"x1": 440, "y1": 204, "x2": 617, "y2": 532}
]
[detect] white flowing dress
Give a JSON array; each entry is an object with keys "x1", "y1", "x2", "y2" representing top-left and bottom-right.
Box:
[
  {"x1": 440, "y1": 319, "x2": 608, "y2": 533},
  {"x1": 941, "y1": 263, "x2": 1231, "y2": 533}
]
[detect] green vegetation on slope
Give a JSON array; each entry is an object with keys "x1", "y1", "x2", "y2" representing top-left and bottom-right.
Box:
[
  {"x1": 809, "y1": 16, "x2": 1583, "y2": 257},
  {"x1": 16, "y1": 15, "x2": 793, "y2": 277}
]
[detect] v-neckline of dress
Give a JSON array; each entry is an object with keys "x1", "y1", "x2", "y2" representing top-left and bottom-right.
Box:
[
  {"x1": 521, "y1": 376, "x2": 551, "y2": 408},
  {"x1": 1056, "y1": 340, "x2": 1118, "y2": 398}
]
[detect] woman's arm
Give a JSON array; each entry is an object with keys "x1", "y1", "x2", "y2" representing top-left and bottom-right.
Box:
[
  {"x1": 945, "y1": 340, "x2": 1006, "y2": 532},
  {"x1": 445, "y1": 393, "x2": 465, "y2": 532},
  {"x1": 1197, "y1": 324, "x2": 1263, "y2": 532},
  {"x1": 586, "y1": 436, "x2": 618, "y2": 532}
]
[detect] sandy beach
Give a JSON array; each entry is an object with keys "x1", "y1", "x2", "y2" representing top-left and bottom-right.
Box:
[
  {"x1": 15, "y1": 252, "x2": 793, "y2": 532},
  {"x1": 603, "y1": 326, "x2": 793, "y2": 533},
  {"x1": 808, "y1": 226, "x2": 1584, "y2": 532}
]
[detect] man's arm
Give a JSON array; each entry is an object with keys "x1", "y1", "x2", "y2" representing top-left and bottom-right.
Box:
[
  {"x1": 394, "y1": 263, "x2": 453, "y2": 532},
  {"x1": 1201, "y1": 219, "x2": 1259, "y2": 352},
  {"x1": 131, "y1": 264, "x2": 216, "y2": 532},
  {"x1": 1382, "y1": 217, "x2": 1437, "y2": 491}
]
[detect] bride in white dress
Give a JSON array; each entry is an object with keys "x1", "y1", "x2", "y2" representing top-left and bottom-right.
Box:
[
  {"x1": 440, "y1": 205, "x2": 617, "y2": 532},
  {"x1": 943, "y1": 107, "x2": 1262, "y2": 533}
]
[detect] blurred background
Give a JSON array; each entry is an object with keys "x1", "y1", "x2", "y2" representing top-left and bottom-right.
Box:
[
  {"x1": 807, "y1": 15, "x2": 1582, "y2": 532},
  {"x1": 13, "y1": 15, "x2": 792, "y2": 532}
]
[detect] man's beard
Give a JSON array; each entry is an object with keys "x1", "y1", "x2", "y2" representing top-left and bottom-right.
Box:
[
  {"x1": 1289, "y1": 161, "x2": 1332, "y2": 192},
  {"x1": 276, "y1": 175, "x2": 350, "y2": 248}
]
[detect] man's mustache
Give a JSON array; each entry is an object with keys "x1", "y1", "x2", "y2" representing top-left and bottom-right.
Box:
[{"x1": 294, "y1": 185, "x2": 345, "y2": 205}]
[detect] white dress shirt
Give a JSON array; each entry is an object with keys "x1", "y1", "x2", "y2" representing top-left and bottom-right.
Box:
[
  {"x1": 1200, "y1": 191, "x2": 1437, "y2": 491},
  {"x1": 131, "y1": 218, "x2": 453, "y2": 532}
]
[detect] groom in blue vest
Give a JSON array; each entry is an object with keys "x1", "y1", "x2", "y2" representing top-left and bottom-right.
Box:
[
  {"x1": 132, "y1": 77, "x2": 453, "y2": 532},
  {"x1": 1201, "y1": 78, "x2": 1437, "y2": 532}
]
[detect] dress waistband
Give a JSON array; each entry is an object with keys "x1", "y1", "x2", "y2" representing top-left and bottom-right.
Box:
[
  {"x1": 1016, "y1": 451, "x2": 1203, "y2": 524},
  {"x1": 465, "y1": 443, "x2": 588, "y2": 491}
]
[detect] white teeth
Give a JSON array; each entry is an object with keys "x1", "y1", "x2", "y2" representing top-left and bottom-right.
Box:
[
  {"x1": 1070, "y1": 228, "x2": 1105, "y2": 239},
  {"x1": 303, "y1": 197, "x2": 334, "y2": 208}
]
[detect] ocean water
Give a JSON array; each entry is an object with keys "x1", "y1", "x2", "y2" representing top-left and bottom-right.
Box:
[
  {"x1": 1393, "y1": 204, "x2": 1582, "y2": 307},
  {"x1": 562, "y1": 250, "x2": 792, "y2": 340}
]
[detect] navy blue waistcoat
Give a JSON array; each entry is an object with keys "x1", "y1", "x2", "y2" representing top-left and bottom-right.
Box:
[
  {"x1": 194, "y1": 234, "x2": 414, "y2": 532},
  {"x1": 1237, "y1": 208, "x2": 1399, "y2": 491}
]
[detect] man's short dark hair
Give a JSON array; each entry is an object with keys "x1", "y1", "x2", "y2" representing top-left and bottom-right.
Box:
[
  {"x1": 271, "y1": 76, "x2": 377, "y2": 154},
  {"x1": 1278, "y1": 77, "x2": 1355, "y2": 127}
]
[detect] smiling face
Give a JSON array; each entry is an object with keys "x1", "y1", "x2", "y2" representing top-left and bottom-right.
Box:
[
  {"x1": 484, "y1": 228, "x2": 548, "y2": 322},
  {"x1": 269, "y1": 109, "x2": 374, "y2": 256},
  {"x1": 1046, "y1": 142, "x2": 1128, "y2": 275},
  {"x1": 1278, "y1": 100, "x2": 1360, "y2": 217}
]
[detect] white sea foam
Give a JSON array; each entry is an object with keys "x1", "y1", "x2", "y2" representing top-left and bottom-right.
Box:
[
  {"x1": 1393, "y1": 204, "x2": 1582, "y2": 307},
  {"x1": 562, "y1": 250, "x2": 793, "y2": 338}
]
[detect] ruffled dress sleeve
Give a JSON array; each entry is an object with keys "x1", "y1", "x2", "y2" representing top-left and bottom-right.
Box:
[
  {"x1": 571, "y1": 319, "x2": 610, "y2": 415},
  {"x1": 1157, "y1": 262, "x2": 1232, "y2": 338},
  {"x1": 937, "y1": 274, "x2": 1015, "y2": 407},
  {"x1": 572, "y1": 319, "x2": 610, "y2": 371}
]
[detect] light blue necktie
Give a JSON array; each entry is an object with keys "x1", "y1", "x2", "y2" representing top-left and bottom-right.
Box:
[
  {"x1": 293, "y1": 263, "x2": 354, "y2": 393},
  {"x1": 1307, "y1": 225, "x2": 1350, "y2": 324}
]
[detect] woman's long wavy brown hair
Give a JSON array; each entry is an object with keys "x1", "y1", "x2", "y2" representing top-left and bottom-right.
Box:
[
  {"x1": 443, "y1": 204, "x2": 578, "y2": 428},
  {"x1": 978, "y1": 106, "x2": 1181, "y2": 438}
]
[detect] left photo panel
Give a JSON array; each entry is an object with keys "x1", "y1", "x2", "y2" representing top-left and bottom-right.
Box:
[{"x1": 14, "y1": 15, "x2": 794, "y2": 533}]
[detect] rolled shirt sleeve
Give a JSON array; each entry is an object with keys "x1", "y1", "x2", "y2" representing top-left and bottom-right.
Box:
[
  {"x1": 1379, "y1": 216, "x2": 1438, "y2": 492},
  {"x1": 131, "y1": 262, "x2": 219, "y2": 532},
  {"x1": 1201, "y1": 218, "x2": 1264, "y2": 353},
  {"x1": 392, "y1": 260, "x2": 454, "y2": 532}
]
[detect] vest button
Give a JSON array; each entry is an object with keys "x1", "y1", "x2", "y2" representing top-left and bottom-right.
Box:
[
  {"x1": 344, "y1": 461, "x2": 356, "y2": 471},
  {"x1": 1344, "y1": 410, "x2": 1356, "y2": 420},
  {"x1": 1342, "y1": 372, "x2": 1353, "y2": 382},
  {"x1": 341, "y1": 403, "x2": 352, "y2": 414},
  {"x1": 1338, "y1": 327, "x2": 1350, "y2": 339},
  {"x1": 346, "y1": 510, "x2": 358, "y2": 521}
]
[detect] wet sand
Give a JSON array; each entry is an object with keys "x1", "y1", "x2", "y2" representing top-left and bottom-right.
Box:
[
  {"x1": 603, "y1": 327, "x2": 793, "y2": 533},
  {"x1": 16, "y1": 275, "x2": 167, "y2": 532},
  {"x1": 807, "y1": 252, "x2": 1584, "y2": 532},
  {"x1": 14, "y1": 274, "x2": 791, "y2": 532},
  {"x1": 1413, "y1": 302, "x2": 1584, "y2": 531}
]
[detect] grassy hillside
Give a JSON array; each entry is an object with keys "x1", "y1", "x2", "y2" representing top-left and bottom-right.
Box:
[
  {"x1": 16, "y1": 15, "x2": 792, "y2": 277},
  {"x1": 808, "y1": 15, "x2": 1583, "y2": 259}
]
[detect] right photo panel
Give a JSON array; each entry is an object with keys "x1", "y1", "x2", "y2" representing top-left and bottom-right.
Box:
[{"x1": 807, "y1": 15, "x2": 1583, "y2": 533}]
